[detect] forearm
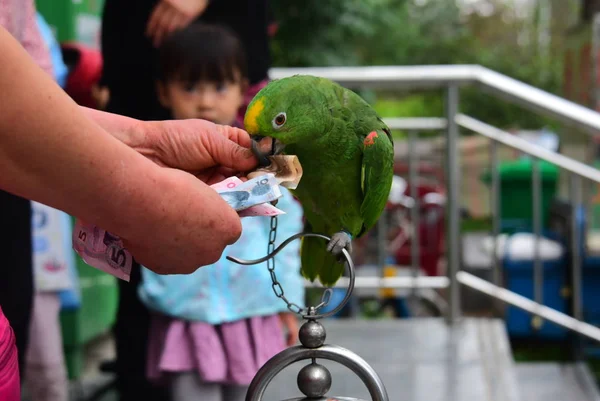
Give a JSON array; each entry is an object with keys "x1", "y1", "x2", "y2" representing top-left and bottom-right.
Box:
[
  {"x1": 0, "y1": 26, "x2": 163, "y2": 235},
  {"x1": 79, "y1": 106, "x2": 148, "y2": 150}
]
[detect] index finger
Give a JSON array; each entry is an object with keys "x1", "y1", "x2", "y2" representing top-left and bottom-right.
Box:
[{"x1": 215, "y1": 124, "x2": 252, "y2": 149}]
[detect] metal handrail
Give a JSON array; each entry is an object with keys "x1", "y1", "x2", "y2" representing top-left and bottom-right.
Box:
[
  {"x1": 303, "y1": 276, "x2": 450, "y2": 289},
  {"x1": 456, "y1": 114, "x2": 600, "y2": 184},
  {"x1": 375, "y1": 114, "x2": 600, "y2": 184},
  {"x1": 269, "y1": 65, "x2": 480, "y2": 87},
  {"x1": 383, "y1": 117, "x2": 447, "y2": 131},
  {"x1": 457, "y1": 271, "x2": 600, "y2": 342},
  {"x1": 270, "y1": 65, "x2": 600, "y2": 134}
]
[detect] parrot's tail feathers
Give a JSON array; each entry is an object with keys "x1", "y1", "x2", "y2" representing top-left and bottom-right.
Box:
[
  {"x1": 300, "y1": 235, "x2": 320, "y2": 282},
  {"x1": 300, "y1": 236, "x2": 345, "y2": 287},
  {"x1": 318, "y1": 253, "x2": 345, "y2": 287}
]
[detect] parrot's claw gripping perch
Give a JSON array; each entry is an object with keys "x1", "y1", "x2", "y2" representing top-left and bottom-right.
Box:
[{"x1": 326, "y1": 231, "x2": 353, "y2": 261}]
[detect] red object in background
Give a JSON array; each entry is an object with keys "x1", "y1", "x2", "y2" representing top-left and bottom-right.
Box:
[
  {"x1": 389, "y1": 181, "x2": 445, "y2": 277},
  {"x1": 388, "y1": 162, "x2": 446, "y2": 277},
  {"x1": 353, "y1": 162, "x2": 446, "y2": 275},
  {"x1": 392, "y1": 162, "x2": 445, "y2": 189},
  {"x1": 267, "y1": 22, "x2": 278, "y2": 37},
  {"x1": 61, "y1": 43, "x2": 103, "y2": 108}
]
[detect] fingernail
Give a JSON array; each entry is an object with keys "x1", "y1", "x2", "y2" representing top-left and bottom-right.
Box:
[{"x1": 244, "y1": 148, "x2": 256, "y2": 159}]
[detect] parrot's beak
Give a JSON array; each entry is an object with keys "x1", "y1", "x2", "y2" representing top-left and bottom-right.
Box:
[
  {"x1": 250, "y1": 136, "x2": 273, "y2": 167},
  {"x1": 251, "y1": 135, "x2": 286, "y2": 167}
]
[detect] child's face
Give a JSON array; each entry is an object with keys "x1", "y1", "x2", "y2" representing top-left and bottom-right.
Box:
[{"x1": 158, "y1": 76, "x2": 246, "y2": 125}]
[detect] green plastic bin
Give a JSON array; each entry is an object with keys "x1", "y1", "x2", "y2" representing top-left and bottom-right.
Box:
[
  {"x1": 482, "y1": 159, "x2": 559, "y2": 233},
  {"x1": 35, "y1": 0, "x2": 105, "y2": 48},
  {"x1": 60, "y1": 217, "x2": 118, "y2": 380}
]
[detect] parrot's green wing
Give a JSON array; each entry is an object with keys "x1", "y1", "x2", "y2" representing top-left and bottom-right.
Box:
[{"x1": 359, "y1": 123, "x2": 394, "y2": 235}]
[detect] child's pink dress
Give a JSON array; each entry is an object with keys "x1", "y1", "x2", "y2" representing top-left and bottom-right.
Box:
[
  {"x1": 147, "y1": 313, "x2": 285, "y2": 385},
  {"x1": 0, "y1": 306, "x2": 20, "y2": 401}
]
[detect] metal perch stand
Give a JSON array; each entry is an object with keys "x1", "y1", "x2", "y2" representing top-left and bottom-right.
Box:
[{"x1": 228, "y1": 232, "x2": 390, "y2": 401}]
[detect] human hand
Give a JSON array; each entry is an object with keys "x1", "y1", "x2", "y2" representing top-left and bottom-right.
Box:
[
  {"x1": 118, "y1": 165, "x2": 243, "y2": 274},
  {"x1": 140, "y1": 119, "x2": 258, "y2": 184},
  {"x1": 279, "y1": 312, "x2": 299, "y2": 347},
  {"x1": 80, "y1": 108, "x2": 258, "y2": 183},
  {"x1": 146, "y1": 0, "x2": 209, "y2": 47}
]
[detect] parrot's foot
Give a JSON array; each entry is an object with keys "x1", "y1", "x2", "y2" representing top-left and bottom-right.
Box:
[{"x1": 326, "y1": 231, "x2": 353, "y2": 261}]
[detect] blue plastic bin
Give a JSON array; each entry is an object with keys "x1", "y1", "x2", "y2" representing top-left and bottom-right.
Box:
[{"x1": 503, "y1": 254, "x2": 568, "y2": 339}]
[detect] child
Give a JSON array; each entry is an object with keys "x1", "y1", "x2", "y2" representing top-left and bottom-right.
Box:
[
  {"x1": 138, "y1": 23, "x2": 305, "y2": 401},
  {"x1": 155, "y1": 22, "x2": 248, "y2": 125}
]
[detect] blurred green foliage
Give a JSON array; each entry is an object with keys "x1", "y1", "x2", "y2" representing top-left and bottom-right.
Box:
[{"x1": 270, "y1": 0, "x2": 578, "y2": 131}]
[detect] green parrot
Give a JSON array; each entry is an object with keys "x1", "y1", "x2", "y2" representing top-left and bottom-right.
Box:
[{"x1": 245, "y1": 75, "x2": 394, "y2": 286}]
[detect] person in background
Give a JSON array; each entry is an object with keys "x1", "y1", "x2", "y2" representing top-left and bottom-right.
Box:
[
  {"x1": 61, "y1": 43, "x2": 107, "y2": 110},
  {"x1": 100, "y1": 2, "x2": 274, "y2": 399},
  {"x1": 36, "y1": 13, "x2": 68, "y2": 89},
  {"x1": 0, "y1": 0, "x2": 54, "y2": 384},
  {"x1": 138, "y1": 23, "x2": 303, "y2": 401}
]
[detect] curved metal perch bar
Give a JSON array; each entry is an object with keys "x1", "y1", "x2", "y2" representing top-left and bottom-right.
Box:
[
  {"x1": 245, "y1": 345, "x2": 390, "y2": 401},
  {"x1": 226, "y1": 232, "x2": 356, "y2": 320},
  {"x1": 227, "y1": 232, "x2": 330, "y2": 266}
]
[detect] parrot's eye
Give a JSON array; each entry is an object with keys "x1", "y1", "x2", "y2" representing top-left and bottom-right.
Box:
[{"x1": 272, "y1": 112, "x2": 286, "y2": 129}]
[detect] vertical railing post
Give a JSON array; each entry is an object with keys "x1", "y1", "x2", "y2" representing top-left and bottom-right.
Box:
[
  {"x1": 409, "y1": 130, "x2": 421, "y2": 299},
  {"x1": 532, "y1": 158, "x2": 544, "y2": 330},
  {"x1": 490, "y1": 140, "x2": 502, "y2": 313},
  {"x1": 377, "y1": 210, "x2": 387, "y2": 273},
  {"x1": 571, "y1": 176, "x2": 583, "y2": 320},
  {"x1": 571, "y1": 174, "x2": 583, "y2": 360},
  {"x1": 446, "y1": 84, "x2": 461, "y2": 324}
]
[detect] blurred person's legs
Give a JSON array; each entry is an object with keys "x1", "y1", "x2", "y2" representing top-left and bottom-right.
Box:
[
  {"x1": 0, "y1": 190, "x2": 33, "y2": 381},
  {"x1": 102, "y1": 3, "x2": 169, "y2": 397},
  {"x1": 25, "y1": 293, "x2": 68, "y2": 401},
  {"x1": 114, "y1": 264, "x2": 169, "y2": 401},
  {"x1": 171, "y1": 372, "x2": 248, "y2": 401},
  {"x1": 222, "y1": 384, "x2": 248, "y2": 401},
  {"x1": 170, "y1": 373, "x2": 221, "y2": 401}
]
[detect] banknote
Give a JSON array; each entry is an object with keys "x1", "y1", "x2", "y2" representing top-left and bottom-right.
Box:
[
  {"x1": 210, "y1": 175, "x2": 244, "y2": 191},
  {"x1": 215, "y1": 174, "x2": 282, "y2": 211},
  {"x1": 210, "y1": 175, "x2": 284, "y2": 216},
  {"x1": 247, "y1": 155, "x2": 303, "y2": 189},
  {"x1": 72, "y1": 220, "x2": 133, "y2": 281},
  {"x1": 239, "y1": 203, "x2": 285, "y2": 217}
]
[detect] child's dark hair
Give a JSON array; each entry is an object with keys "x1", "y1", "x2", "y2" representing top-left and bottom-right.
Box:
[{"x1": 157, "y1": 23, "x2": 248, "y2": 85}]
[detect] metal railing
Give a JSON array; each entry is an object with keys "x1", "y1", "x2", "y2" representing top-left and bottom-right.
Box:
[{"x1": 269, "y1": 65, "x2": 600, "y2": 342}]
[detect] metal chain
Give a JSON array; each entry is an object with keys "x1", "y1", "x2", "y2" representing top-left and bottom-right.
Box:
[
  {"x1": 267, "y1": 216, "x2": 304, "y2": 314},
  {"x1": 267, "y1": 216, "x2": 332, "y2": 316}
]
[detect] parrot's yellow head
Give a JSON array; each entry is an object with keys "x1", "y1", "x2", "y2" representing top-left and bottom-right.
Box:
[{"x1": 244, "y1": 75, "x2": 334, "y2": 165}]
